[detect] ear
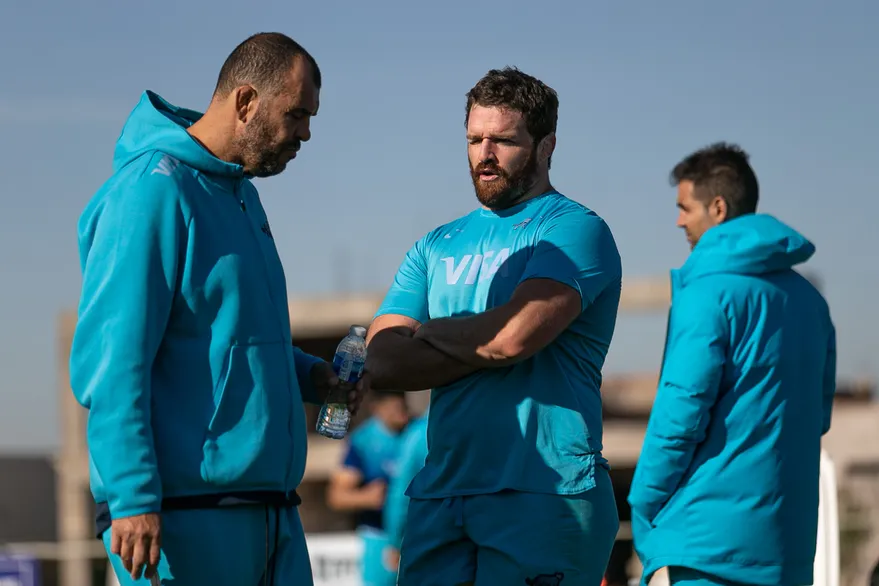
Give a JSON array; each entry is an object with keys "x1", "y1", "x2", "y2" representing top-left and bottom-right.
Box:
[
  {"x1": 709, "y1": 195, "x2": 728, "y2": 224},
  {"x1": 538, "y1": 132, "x2": 556, "y2": 164},
  {"x1": 232, "y1": 85, "x2": 259, "y2": 124}
]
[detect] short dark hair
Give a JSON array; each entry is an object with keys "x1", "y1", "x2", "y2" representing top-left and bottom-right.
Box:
[
  {"x1": 465, "y1": 67, "x2": 559, "y2": 167},
  {"x1": 214, "y1": 32, "x2": 321, "y2": 98},
  {"x1": 670, "y1": 142, "x2": 759, "y2": 219}
]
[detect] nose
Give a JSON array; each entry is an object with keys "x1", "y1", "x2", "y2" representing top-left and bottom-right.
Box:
[
  {"x1": 676, "y1": 211, "x2": 687, "y2": 228},
  {"x1": 476, "y1": 139, "x2": 496, "y2": 163},
  {"x1": 298, "y1": 119, "x2": 311, "y2": 143}
]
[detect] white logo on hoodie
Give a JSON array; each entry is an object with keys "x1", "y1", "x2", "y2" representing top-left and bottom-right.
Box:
[{"x1": 151, "y1": 155, "x2": 180, "y2": 177}]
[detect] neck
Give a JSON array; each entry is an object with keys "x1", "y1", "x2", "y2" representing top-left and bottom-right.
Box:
[
  {"x1": 519, "y1": 175, "x2": 553, "y2": 204},
  {"x1": 187, "y1": 102, "x2": 239, "y2": 165}
]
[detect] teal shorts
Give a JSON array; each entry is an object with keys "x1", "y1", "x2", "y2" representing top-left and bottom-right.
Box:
[{"x1": 398, "y1": 468, "x2": 619, "y2": 586}]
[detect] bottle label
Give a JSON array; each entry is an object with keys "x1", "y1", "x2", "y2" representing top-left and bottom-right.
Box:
[{"x1": 333, "y1": 353, "x2": 365, "y2": 383}]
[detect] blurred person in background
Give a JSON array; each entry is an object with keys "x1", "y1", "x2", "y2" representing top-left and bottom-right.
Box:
[
  {"x1": 327, "y1": 390, "x2": 411, "y2": 586},
  {"x1": 629, "y1": 143, "x2": 836, "y2": 586},
  {"x1": 69, "y1": 32, "x2": 362, "y2": 586},
  {"x1": 363, "y1": 67, "x2": 622, "y2": 586},
  {"x1": 383, "y1": 399, "x2": 430, "y2": 575}
]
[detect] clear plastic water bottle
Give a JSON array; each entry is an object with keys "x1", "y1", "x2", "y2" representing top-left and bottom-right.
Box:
[{"x1": 316, "y1": 325, "x2": 367, "y2": 439}]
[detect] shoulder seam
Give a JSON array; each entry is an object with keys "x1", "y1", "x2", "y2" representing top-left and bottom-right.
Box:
[{"x1": 133, "y1": 151, "x2": 195, "y2": 230}]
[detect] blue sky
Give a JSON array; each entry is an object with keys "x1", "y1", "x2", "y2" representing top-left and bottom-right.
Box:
[{"x1": 0, "y1": 0, "x2": 876, "y2": 451}]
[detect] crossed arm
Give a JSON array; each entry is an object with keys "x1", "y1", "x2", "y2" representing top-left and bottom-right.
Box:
[
  {"x1": 365, "y1": 278, "x2": 583, "y2": 391},
  {"x1": 367, "y1": 211, "x2": 619, "y2": 391},
  {"x1": 366, "y1": 315, "x2": 477, "y2": 391}
]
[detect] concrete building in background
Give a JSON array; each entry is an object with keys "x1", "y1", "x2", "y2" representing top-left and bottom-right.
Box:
[{"x1": 0, "y1": 275, "x2": 872, "y2": 586}]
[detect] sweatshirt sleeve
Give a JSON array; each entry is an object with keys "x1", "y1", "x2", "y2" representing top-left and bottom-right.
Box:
[
  {"x1": 293, "y1": 346, "x2": 326, "y2": 404},
  {"x1": 629, "y1": 285, "x2": 727, "y2": 528},
  {"x1": 69, "y1": 168, "x2": 187, "y2": 520}
]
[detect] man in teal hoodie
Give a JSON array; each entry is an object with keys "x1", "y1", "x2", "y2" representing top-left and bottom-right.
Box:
[
  {"x1": 629, "y1": 143, "x2": 837, "y2": 586},
  {"x1": 69, "y1": 33, "x2": 361, "y2": 586}
]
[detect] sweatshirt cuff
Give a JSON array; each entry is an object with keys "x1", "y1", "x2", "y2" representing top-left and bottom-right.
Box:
[{"x1": 293, "y1": 346, "x2": 326, "y2": 405}]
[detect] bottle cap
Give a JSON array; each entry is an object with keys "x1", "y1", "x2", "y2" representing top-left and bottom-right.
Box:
[{"x1": 350, "y1": 325, "x2": 367, "y2": 338}]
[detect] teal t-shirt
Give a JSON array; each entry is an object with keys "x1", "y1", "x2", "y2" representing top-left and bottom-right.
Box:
[{"x1": 375, "y1": 191, "x2": 622, "y2": 499}]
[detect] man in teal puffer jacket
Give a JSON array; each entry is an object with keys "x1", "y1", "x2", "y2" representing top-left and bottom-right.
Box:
[{"x1": 629, "y1": 142, "x2": 836, "y2": 586}]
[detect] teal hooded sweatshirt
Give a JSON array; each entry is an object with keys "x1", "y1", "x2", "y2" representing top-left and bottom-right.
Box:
[
  {"x1": 69, "y1": 91, "x2": 324, "y2": 524},
  {"x1": 628, "y1": 214, "x2": 836, "y2": 586}
]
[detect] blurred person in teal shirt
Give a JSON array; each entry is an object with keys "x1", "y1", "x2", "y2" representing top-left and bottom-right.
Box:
[
  {"x1": 383, "y1": 404, "x2": 429, "y2": 573},
  {"x1": 327, "y1": 390, "x2": 410, "y2": 586}
]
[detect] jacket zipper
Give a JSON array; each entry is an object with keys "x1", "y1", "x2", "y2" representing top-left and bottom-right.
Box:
[{"x1": 235, "y1": 183, "x2": 295, "y2": 491}]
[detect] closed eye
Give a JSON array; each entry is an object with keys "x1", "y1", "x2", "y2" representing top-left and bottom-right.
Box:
[
  {"x1": 286, "y1": 107, "x2": 316, "y2": 120},
  {"x1": 467, "y1": 136, "x2": 517, "y2": 145}
]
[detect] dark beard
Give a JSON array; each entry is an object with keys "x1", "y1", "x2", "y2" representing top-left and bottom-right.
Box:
[
  {"x1": 470, "y1": 148, "x2": 538, "y2": 210},
  {"x1": 234, "y1": 110, "x2": 298, "y2": 178}
]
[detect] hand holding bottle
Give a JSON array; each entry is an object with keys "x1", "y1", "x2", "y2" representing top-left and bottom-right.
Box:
[
  {"x1": 316, "y1": 325, "x2": 368, "y2": 439},
  {"x1": 309, "y1": 362, "x2": 364, "y2": 415}
]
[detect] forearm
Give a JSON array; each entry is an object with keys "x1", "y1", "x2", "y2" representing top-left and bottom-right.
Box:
[
  {"x1": 415, "y1": 314, "x2": 514, "y2": 368},
  {"x1": 71, "y1": 321, "x2": 163, "y2": 517},
  {"x1": 629, "y1": 507, "x2": 653, "y2": 559},
  {"x1": 414, "y1": 279, "x2": 584, "y2": 368},
  {"x1": 72, "y1": 334, "x2": 162, "y2": 517},
  {"x1": 629, "y1": 441, "x2": 693, "y2": 523},
  {"x1": 628, "y1": 405, "x2": 701, "y2": 522},
  {"x1": 328, "y1": 488, "x2": 380, "y2": 512},
  {"x1": 87, "y1": 401, "x2": 163, "y2": 517},
  {"x1": 367, "y1": 328, "x2": 479, "y2": 391}
]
